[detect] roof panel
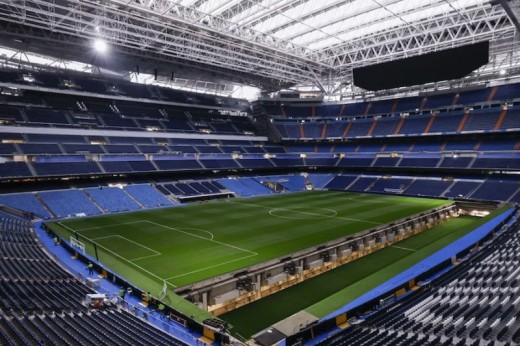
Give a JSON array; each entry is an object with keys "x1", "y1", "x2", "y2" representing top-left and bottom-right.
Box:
[
  {"x1": 290, "y1": 30, "x2": 330, "y2": 46},
  {"x1": 251, "y1": 0, "x2": 321, "y2": 33},
  {"x1": 271, "y1": 0, "x2": 373, "y2": 41},
  {"x1": 245, "y1": 0, "x2": 489, "y2": 49},
  {"x1": 253, "y1": 13, "x2": 289, "y2": 33},
  {"x1": 197, "y1": 0, "x2": 241, "y2": 16},
  {"x1": 231, "y1": 4, "x2": 270, "y2": 25},
  {"x1": 296, "y1": 0, "x2": 379, "y2": 35},
  {"x1": 293, "y1": 0, "x2": 486, "y2": 49},
  {"x1": 179, "y1": 0, "x2": 199, "y2": 7},
  {"x1": 308, "y1": 17, "x2": 404, "y2": 50},
  {"x1": 290, "y1": 7, "x2": 390, "y2": 46},
  {"x1": 272, "y1": 22, "x2": 309, "y2": 40},
  {"x1": 232, "y1": 0, "x2": 300, "y2": 26}
]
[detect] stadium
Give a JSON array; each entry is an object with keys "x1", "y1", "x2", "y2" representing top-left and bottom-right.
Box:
[{"x1": 0, "y1": 0, "x2": 519, "y2": 345}]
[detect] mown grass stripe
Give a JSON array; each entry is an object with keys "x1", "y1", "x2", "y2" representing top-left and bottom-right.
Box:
[
  {"x1": 46, "y1": 190, "x2": 451, "y2": 325},
  {"x1": 221, "y1": 208, "x2": 506, "y2": 337}
]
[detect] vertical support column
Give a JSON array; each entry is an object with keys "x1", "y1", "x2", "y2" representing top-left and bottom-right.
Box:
[
  {"x1": 299, "y1": 259, "x2": 305, "y2": 282},
  {"x1": 202, "y1": 291, "x2": 208, "y2": 311},
  {"x1": 256, "y1": 274, "x2": 262, "y2": 293}
]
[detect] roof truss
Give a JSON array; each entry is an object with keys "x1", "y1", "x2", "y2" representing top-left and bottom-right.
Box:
[{"x1": 0, "y1": 0, "x2": 518, "y2": 95}]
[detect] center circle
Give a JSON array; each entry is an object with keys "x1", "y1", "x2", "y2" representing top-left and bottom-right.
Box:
[{"x1": 268, "y1": 207, "x2": 338, "y2": 220}]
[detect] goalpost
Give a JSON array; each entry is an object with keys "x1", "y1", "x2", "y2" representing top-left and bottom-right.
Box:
[
  {"x1": 70, "y1": 236, "x2": 86, "y2": 255},
  {"x1": 159, "y1": 280, "x2": 168, "y2": 300}
]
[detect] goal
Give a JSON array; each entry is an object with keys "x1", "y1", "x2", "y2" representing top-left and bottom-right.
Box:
[{"x1": 70, "y1": 237, "x2": 86, "y2": 255}]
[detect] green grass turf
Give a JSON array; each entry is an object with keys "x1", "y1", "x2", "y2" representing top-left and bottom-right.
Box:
[
  {"x1": 220, "y1": 206, "x2": 508, "y2": 337},
  {"x1": 46, "y1": 191, "x2": 449, "y2": 320}
]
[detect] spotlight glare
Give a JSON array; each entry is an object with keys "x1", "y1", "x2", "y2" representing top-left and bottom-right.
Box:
[
  {"x1": 94, "y1": 39, "x2": 107, "y2": 53},
  {"x1": 499, "y1": 69, "x2": 506, "y2": 76}
]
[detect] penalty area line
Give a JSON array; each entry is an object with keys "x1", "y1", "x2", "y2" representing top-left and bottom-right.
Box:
[
  {"x1": 164, "y1": 253, "x2": 258, "y2": 280},
  {"x1": 91, "y1": 234, "x2": 161, "y2": 256},
  {"x1": 144, "y1": 220, "x2": 257, "y2": 256},
  {"x1": 57, "y1": 222, "x2": 174, "y2": 287}
]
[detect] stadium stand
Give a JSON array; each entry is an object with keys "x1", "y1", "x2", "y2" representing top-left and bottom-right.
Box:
[
  {"x1": 469, "y1": 179, "x2": 520, "y2": 202},
  {"x1": 0, "y1": 162, "x2": 33, "y2": 179},
  {"x1": 0, "y1": 217, "x2": 188, "y2": 346},
  {"x1": 38, "y1": 190, "x2": 101, "y2": 218},
  {"x1": 443, "y1": 181, "x2": 483, "y2": 199},
  {"x1": 216, "y1": 177, "x2": 274, "y2": 197},
  {"x1": 405, "y1": 179, "x2": 453, "y2": 197},
  {"x1": 367, "y1": 177, "x2": 412, "y2": 194},
  {"x1": 84, "y1": 187, "x2": 142, "y2": 212},
  {"x1": 324, "y1": 175, "x2": 358, "y2": 190},
  {"x1": 347, "y1": 176, "x2": 379, "y2": 192},
  {"x1": 272, "y1": 101, "x2": 518, "y2": 141},
  {"x1": 319, "y1": 216, "x2": 520, "y2": 346},
  {"x1": 0, "y1": 193, "x2": 52, "y2": 219},
  {"x1": 123, "y1": 184, "x2": 173, "y2": 208},
  {"x1": 0, "y1": 5, "x2": 519, "y2": 343}
]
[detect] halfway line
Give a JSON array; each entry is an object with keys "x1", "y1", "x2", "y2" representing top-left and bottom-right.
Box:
[{"x1": 226, "y1": 200, "x2": 381, "y2": 225}]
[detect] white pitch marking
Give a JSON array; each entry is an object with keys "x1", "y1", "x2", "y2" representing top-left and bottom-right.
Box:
[
  {"x1": 144, "y1": 220, "x2": 258, "y2": 256},
  {"x1": 57, "y1": 222, "x2": 77, "y2": 234},
  {"x1": 268, "y1": 208, "x2": 338, "y2": 220},
  {"x1": 226, "y1": 200, "x2": 382, "y2": 225},
  {"x1": 390, "y1": 245, "x2": 417, "y2": 252},
  {"x1": 60, "y1": 219, "x2": 253, "y2": 286},
  {"x1": 176, "y1": 227, "x2": 214, "y2": 240},
  {"x1": 93, "y1": 234, "x2": 161, "y2": 255},
  {"x1": 130, "y1": 253, "x2": 162, "y2": 262},
  {"x1": 90, "y1": 235, "x2": 119, "y2": 241},
  {"x1": 73, "y1": 220, "x2": 146, "y2": 232},
  {"x1": 56, "y1": 222, "x2": 174, "y2": 287},
  {"x1": 165, "y1": 253, "x2": 258, "y2": 280}
]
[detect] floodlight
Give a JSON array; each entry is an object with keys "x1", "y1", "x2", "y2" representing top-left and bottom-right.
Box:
[
  {"x1": 499, "y1": 69, "x2": 507, "y2": 76},
  {"x1": 93, "y1": 39, "x2": 107, "y2": 53}
]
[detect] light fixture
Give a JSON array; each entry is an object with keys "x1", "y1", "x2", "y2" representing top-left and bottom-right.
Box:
[
  {"x1": 93, "y1": 38, "x2": 107, "y2": 53},
  {"x1": 499, "y1": 69, "x2": 506, "y2": 76}
]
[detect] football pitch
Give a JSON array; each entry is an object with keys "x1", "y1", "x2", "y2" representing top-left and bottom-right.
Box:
[
  {"x1": 221, "y1": 211, "x2": 507, "y2": 337},
  {"x1": 47, "y1": 191, "x2": 450, "y2": 318}
]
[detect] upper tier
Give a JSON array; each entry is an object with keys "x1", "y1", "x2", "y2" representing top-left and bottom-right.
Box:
[
  {"x1": 0, "y1": 69, "x2": 249, "y2": 110},
  {"x1": 273, "y1": 106, "x2": 520, "y2": 140},
  {"x1": 263, "y1": 82, "x2": 519, "y2": 119}
]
